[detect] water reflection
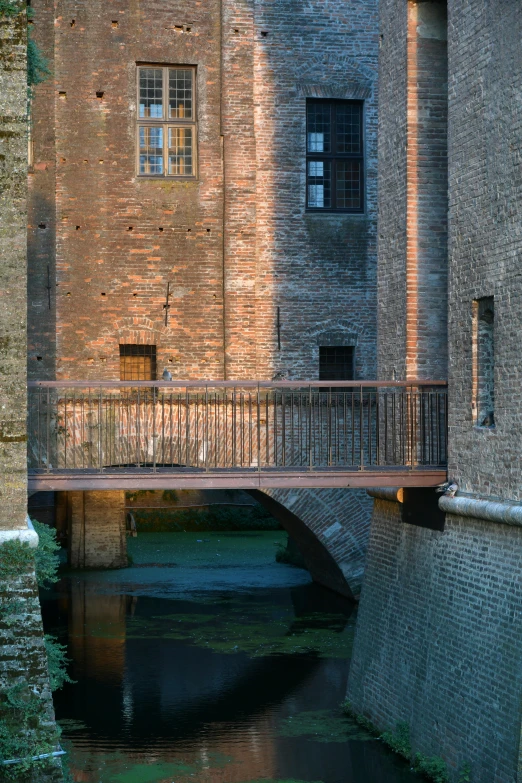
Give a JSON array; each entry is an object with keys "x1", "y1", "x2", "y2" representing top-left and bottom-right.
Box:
[{"x1": 41, "y1": 534, "x2": 419, "y2": 783}]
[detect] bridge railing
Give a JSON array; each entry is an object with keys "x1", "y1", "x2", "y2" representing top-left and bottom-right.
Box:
[{"x1": 27, "y1": 381, "x2": 447, "y2": 475}]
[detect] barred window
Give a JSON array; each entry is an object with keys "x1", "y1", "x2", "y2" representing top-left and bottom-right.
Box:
[
  {"x1": 319, "y1": 346, "x2": 355, "y2": 381},
  {"x1": 119, "y1": 345, "x2": 157, "y2": 381},
  {"x1": 137, "y1": 66, "x2": 196, "y2": 177},
  {"x1": 306, "y1": 100, "x2": 364, "y2": 212}
]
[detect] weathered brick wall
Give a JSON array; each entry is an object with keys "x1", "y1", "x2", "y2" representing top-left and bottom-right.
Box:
[
  {"x1": 405, "y1": 1, "x2": 447, "y2": 380},
  {"x1": 251, "y1": 0, "x2": 379, "y2": 381},
  {"x1": 29, "y1": 0, "x2": 225, "y2": 382},
  {"x1": 447, "y1": 0, "x2": 522, "y2": 499},
  {"x1": 377, "y1": 0, "x2": 447, "y2": 382},
  {"x1": 27, "y1": 0, "x2": 57, "y2": 382},
  {"x1": 27, "y1": 0, "x2": 379, "y2": 586},
  {"x1": 375, "y1": 0, "x2": 408, "y2": 380},
  {"x1": 348, "y1": 499, "x2": 522, "y2": 783},
  {"x1": 0, "y1": 2, "x2": 28, "y2": 530},
  {"x1": 348, "y1": 3, "x2": 522, "y2": 781},
  {"x1": 68, "y1": 490, "x2": 126, "y2": 568},
  {"x1": 28, "y1": 0, "x2": 378, "y2": 383}
]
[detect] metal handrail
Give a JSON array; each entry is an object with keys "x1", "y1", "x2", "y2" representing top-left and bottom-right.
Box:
[
  {"x1": 28, "y1": 380, "x2": 448, "y2": 389},
  {"x1": 27, "y1": 380, "x2": 448, "y2": 477}
]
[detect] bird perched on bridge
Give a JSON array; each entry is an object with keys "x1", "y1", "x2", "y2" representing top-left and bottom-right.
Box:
[
  {"x1": 436, "y1": 481, "x2": 459, "y2": 497},
  {"x1": 162, "y1": 368, "x2": 173, "y2": 381}
]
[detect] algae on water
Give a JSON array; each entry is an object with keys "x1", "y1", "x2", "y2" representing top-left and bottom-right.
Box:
[{"x1": 277, "y1": 709, "x2": 375, "y2": 743}]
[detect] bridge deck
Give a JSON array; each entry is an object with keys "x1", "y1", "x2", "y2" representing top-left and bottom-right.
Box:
[
  {"x1": 29, "y1": 468, "x2": 447, "y2": 491},
  {"x1": 28, "y1": 380, "x2": 448, "y2": 491}
]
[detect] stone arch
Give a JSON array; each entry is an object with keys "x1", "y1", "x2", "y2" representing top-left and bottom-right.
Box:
[
  {"x1": 250, "y1": 487, "x2": 372, "y2": 600},
  {"x1": 65, "y1": 485, "x2": 373, "y2": 600}
]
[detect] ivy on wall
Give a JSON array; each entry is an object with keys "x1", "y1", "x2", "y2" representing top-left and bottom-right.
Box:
[
  {"x1": 0, "y1": 0, "x2": 50, "y2": 87},
  {"x1": 0, "y1": 521, "x2": 71, "y2": 778}
]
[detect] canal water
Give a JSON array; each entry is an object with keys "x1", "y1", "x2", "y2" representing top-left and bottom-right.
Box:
[{"x1": 41, "y1": 531, "x2": 420, "y2": 783}]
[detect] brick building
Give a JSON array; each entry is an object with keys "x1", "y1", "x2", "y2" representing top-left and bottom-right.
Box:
[
  {"x1": 348, "y1": 2, "x2": 522, "y2": 781},
  {"x1": 27, "y1": 0, "x2": 379, "y2": 596},
  {"x1": 28, "y1": 0, "x2": 378, "y2": 383}
]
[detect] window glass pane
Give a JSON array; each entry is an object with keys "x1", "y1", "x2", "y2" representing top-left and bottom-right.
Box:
[
  {"x1": 119, "y1": 345, "x2": 157, "y2": 381},
  {"x1": 307, "y1": 104, "x2": 331, "y2": 153},
  {"x1": 336, "y1": 104, "x2": 361, "y2": 153},
  {"x1": 336, "y1": 160, "x2": 361, "y2": 209},
  {"x1": 139, "y1": 68, "x2": 163, "y2": 119},
  {"x1": 169, "y1": 69, "x2": 193, "y2": 119},
  {"x1": 139, "y1": 126, "x2": 164, "y2": 175},
  {"x1": 319, "y1": 346, "x2": 354, "y2": 381},
  {"x1": 308, "y1": 159, "x2": 331, "y2": 208},
  {"x1": 168, "y1": 127, "x2": 193, "y2": 175}
]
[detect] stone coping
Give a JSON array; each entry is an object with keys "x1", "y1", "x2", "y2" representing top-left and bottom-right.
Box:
[
  {"x1": 367, "y1": 488, "x2": 522, "y2": 527},
  {"x1": 0, "y1": 516, "x2": 39, "y2": 548},
  {"x1": 439, "y1": 495, "x2": 522, "y2": 526}
]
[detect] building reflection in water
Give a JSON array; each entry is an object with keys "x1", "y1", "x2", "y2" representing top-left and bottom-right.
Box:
[{"x1": 54, "y1": 579, "x2": 339, "y2": 782}]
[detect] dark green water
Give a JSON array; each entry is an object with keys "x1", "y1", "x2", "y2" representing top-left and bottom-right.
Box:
[{"x1": 41, "y1": 532, "x2": 420, "y2": 783}]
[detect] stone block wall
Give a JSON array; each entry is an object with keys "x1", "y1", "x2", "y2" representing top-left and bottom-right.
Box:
[
  {"x1": 0, "y1": 559, "x2": 62, "y2": 780},
  {"x1": 347, "y1": 499, "x2": 522, "y2": 783},
  {"x1": 0, "y1": 2, "x2": 28, "y2": 531}
]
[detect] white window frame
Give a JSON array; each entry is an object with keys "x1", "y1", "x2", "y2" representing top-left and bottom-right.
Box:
[{"x1": 136, "y1": 65, "x2": 197, "y2": 179}]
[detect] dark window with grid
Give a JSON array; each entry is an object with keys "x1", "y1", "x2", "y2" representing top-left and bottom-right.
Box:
[
  {"x1": 306, "y1": 100, "x2": 364, "y2": 212},
  {"x1": 119, "y1": 345, "x2": 157, "y2": 381},
  {"x1": 319, "y1": 346, "x2": 355, "y2": 381},
  {"x1": 138, "y1": 66, "x2": 196, "y2": 177}
]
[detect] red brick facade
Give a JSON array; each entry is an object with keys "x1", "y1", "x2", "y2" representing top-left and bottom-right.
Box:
[{"x1": 28, "y1": 0, "x2": 378, "y2": 384}]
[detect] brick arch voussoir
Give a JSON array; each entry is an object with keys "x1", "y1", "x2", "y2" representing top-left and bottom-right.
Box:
[{"x1": 249, "y1": 488, "x2": 372, "y2": 601}]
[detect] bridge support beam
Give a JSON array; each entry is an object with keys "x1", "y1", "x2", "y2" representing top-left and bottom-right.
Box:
[
  {"x1": 347, "y1": 497, "x2": 522, "y2": 783},
  {"x1": 67, "y1": 491, "x2": 127, "y2": 569}
]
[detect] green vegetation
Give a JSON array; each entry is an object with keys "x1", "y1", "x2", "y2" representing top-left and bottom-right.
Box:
[
  {"x1": 236, "y1": 780, "x2": 325, "y2": 783},
  {"x1": 0, "y1": 0, "x2": 21, "y2": 17},
  {"x1": 0, "y1": 681, "x2": 59, "y2": 776},
  {"x1": 413, "y1": 754, "x2": 449, "y2": 783},
  {"x1": 44, "y1": 635, "x2": 74, "y2": 692},
  {"x1": 275, "y1": 535, "x2": 307, "y2": 569},
  {"x1": 381, "y1": 720, "x2": 412, "y2": 760},
  {"x1": 127, "y1": 600, "x2": 354, "y2": 659},
  {"x1": 458, "y1": 763, "x2": 472, "y2": 782},
  {"x1": 342, "y1": 700, "x2": 379, "y2": 736},
  {"x1": 0, "y1": 522, "x2": 71, "y2": 778},
  {"x1": 0, "y1": 0, "x2": 50, "y2": 88},
  {"x1": 341, "y1": 704, "x2": 465, "y2": 783},
  {"x1": 33, "y1": 519, "x2": 61, "y2": 587},
  {"x1": 277, "y1": 708, "x2": 373, "y2": 743},
  {"x1": 27, "y1": 34, "x2": 50, "y2": 87},
  {"x1": 130, "y1": 504, "x2": 280, "y2": 532}
]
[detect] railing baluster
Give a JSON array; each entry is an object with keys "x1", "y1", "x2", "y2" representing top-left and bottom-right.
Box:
[
  {"x1": 27, "y1": 381, "x2": 448, "y2": 484},
  {"x1": 308, "y1": 385, "x2": 313, "y2": 471},
  {"x1": 205, "y1": 386, "x2": 209, "y2": 472},
  {"x1": 359, "y1": 385, "x2": 364, "y2": 470}
]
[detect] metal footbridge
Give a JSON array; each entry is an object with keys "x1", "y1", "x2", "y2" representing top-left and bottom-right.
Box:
[{"x1": 28, "y1": 380, "x2": 448, "y2": 491}]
